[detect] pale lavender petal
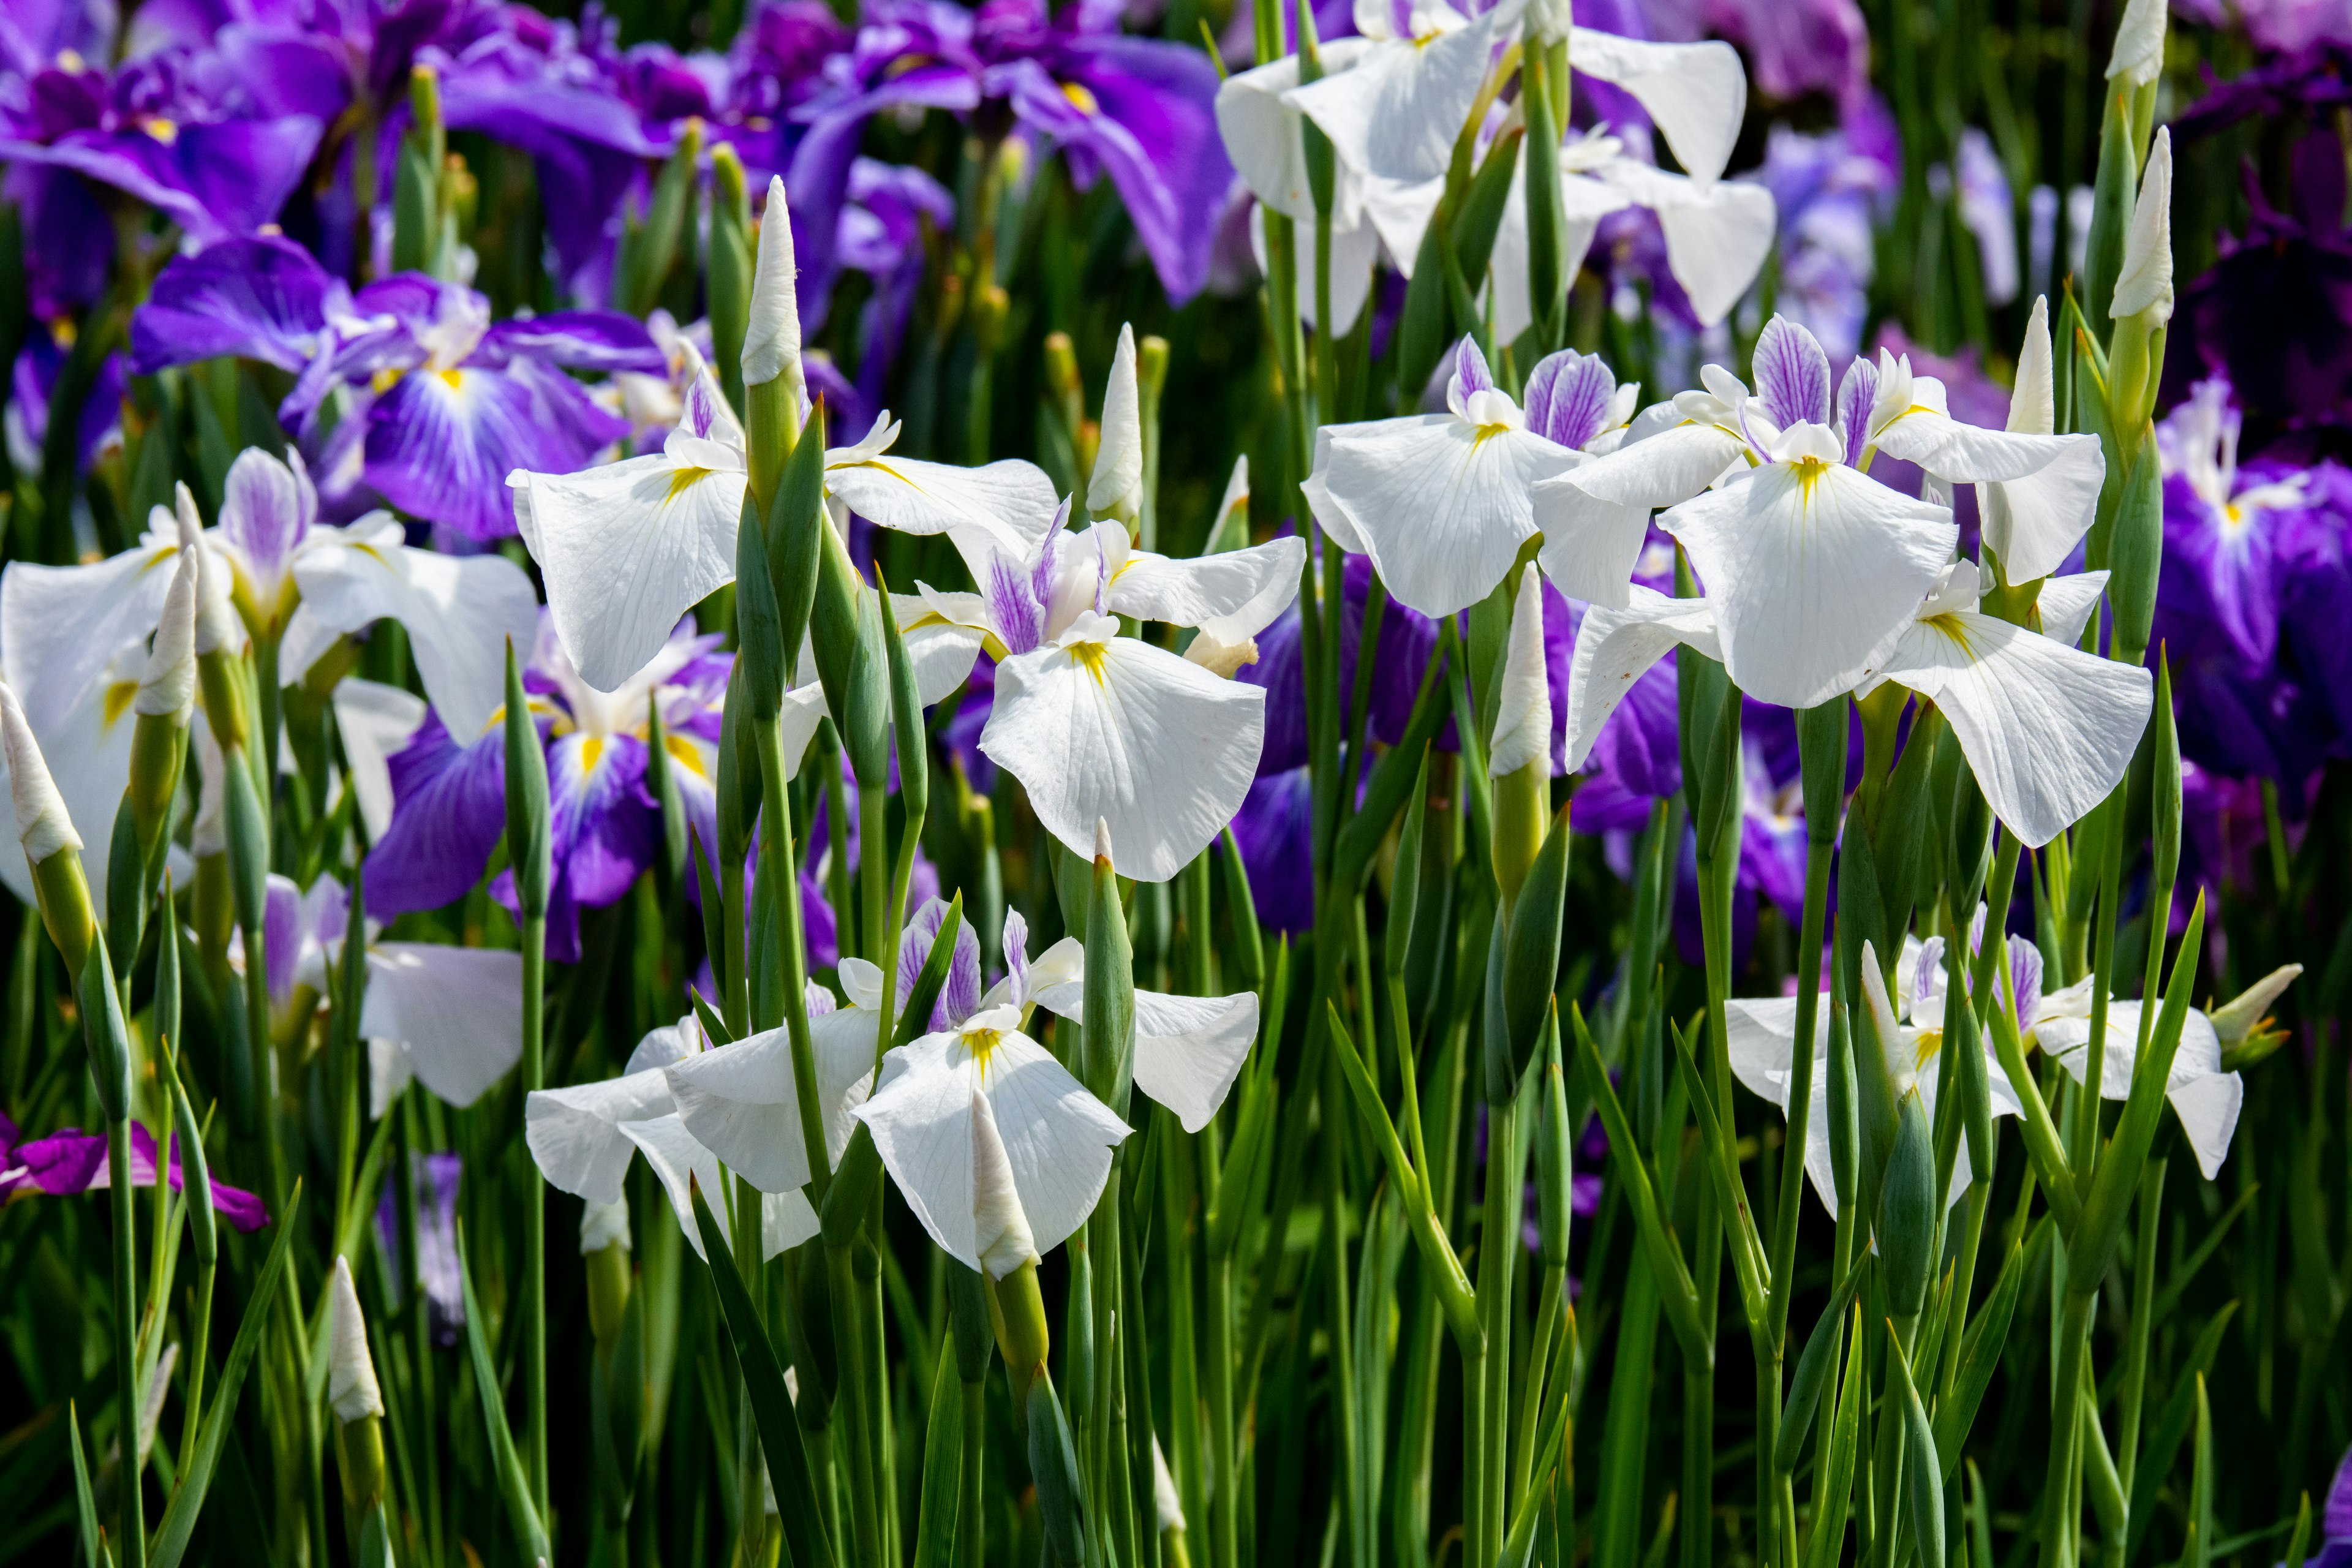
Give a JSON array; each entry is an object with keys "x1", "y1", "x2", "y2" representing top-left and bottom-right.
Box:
[
  {"x1": 1030, "y1": 497, "x2": 1071, "y2": 615},
  {"x1": 1834, "y1": 354, "x2": 1878, "y2": 467},
  {"x1": 990, "y1": 555, "x2": 1043, "y2": 656},
  {"x1": 897, "y1": 895, "x2": 984, "y2": 1028},
  {"x1": 1451, "y1": 336, "x2": 1497, "y2": 405},
  {"x1": 1753, "y1": 315, "x2": 1833, "y2": 430},
  {"x1": 1523, "y1": 349, "x2": 1618, "y2": 450},
  {"x1": 220, "y1": 447, "x2": 314, "y2": 586},
  {"x1": 2007, "y1": 937, "x2": 2043, "y2": 1035},
  {"x1": 262, "y1": 873, "x2": 302, "y2": 1006}
]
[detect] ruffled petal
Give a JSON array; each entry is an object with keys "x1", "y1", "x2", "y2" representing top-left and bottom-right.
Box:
[
  {"x1": 362, "y1": 944, "x2": 524, "y2": 1108},
  {"x1": 1661, "y1": 461, "x2": 1956, "y2": 709},
  {"x1": 1104, "y1": 534, "x2": 1305, "y2": 636},
  {"x1": 1874, "y1": 611, "x2": 2152, "y2": 848},
  {"x1": 524, "y1": 1066, "x2": 676, "y2": 1204},
  {"x1": 1561, "y1": 586, "x2": 1720, "y2": 772},
  {"x1": 362, "y1": 716, "x2": 507, "y2": 918},
  {"x1": 664, "y1": 1027, "x2": 814, "y2": 1194},
  {"x1": 981, "y1": 627, "x2": 1265, "y2": 882},
  {"x1": 366, "y1": 361, "x2": 628, "y2": 542},
  {"x1": 1569, "y1": 30, "x2": 1746, "y2": 183}
]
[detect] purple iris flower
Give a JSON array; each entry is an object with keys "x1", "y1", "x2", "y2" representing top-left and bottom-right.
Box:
[
  {"x1": 840, "y1": 157, "x2": 956, "y2": 415},
  {"x1": 1241, "y1": 548, "x2": 1450, "y2": 778},
  {"x1": 1230, "y1": 765, "x2": 1316, "y2": 932},
  {"x1": 0, "y1": 51, "x2": 324, "y2": 244},
  {"x1": 801, "y1": 0, "x2": 1232, "y2": 304},
  {"x1": 2301, "y1": 1443, "x2": 2352, "y2": 1568},
  {"x1": 131, "y1": 235, "x2": 662, "y2": 538},
  {"x1": 1, "y1": 1115, "x2": 270, "y2": 1231},
  {"x1": 1697, "y1": 0, "x2": 1872, "y2": 110},
  {"x1": 366, "y1": 617, "x2": 729, "y2": 962},
  {"x1": 2165, "y1": 122, "x2": 2352, "y2": 441},
  {"x1": 6, "y1": 323, "x2": 126, "y2": 477},
  {"x1": 1746, "y1": 100, "x2": 1898, "y2": 363},
  {"x1": 374, "y1": 1149, "x2": 465, "y2": 1346}
]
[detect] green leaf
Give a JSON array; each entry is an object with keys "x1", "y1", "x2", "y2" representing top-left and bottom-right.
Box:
[
  {"x1": 911, "y1": 1355, "x2": 963, "y2": 1568},
  {"x1": 502, "y1": 643, "x2": 551, "y2": 918},
  {"x1": 733, "y1": 478, "x2": 788, "y2": 718},
  {"x1": 454, "y1": 1223, "x2": 551, "y2": 1567},
  {"x1": 2081, "y1": 85, "x2": 2138, "y2": 344},
  {"x1": 689, "y1": 1180, "x2": 837, "y2": 1568},
  {"x1": 1500, "y1": 806, "x2": 1572, "y2": 1087},
  {"x1": 1877, "y1": 1092, "x2": 1938, "y2": 1319},
  {"x1": 2124, "y1": 1302, "x2": 2239, "y2": 1565},
  {"x1": 1453, "y1": 129, "x2": 1523, "y2": 291},
  {"x1": 770, "y1": 396, "x2": 828, "y2": 662},
  {"x1": 1027, "y1": 1371, "x2": 1088, "y2": 1568},
  {"x1": 150, "y1": 1182, "x2": 303, "y2": 1568},
  {"x1": 1933, "y1": 1222, "x2": 2037, "y2": 1479},
  {"x1": 1801, "y1": 1302, "x2": 1867, "y2": 1568},
  {"x1": 1773, "y1": 1269, "x2": 1862, "y2": 1473},
  {"x1": 1891, "y1": 1338, "x2": 1946, "y2": 1568},
  {"x1": 878, "y1": 563, "x2": 930, "y2": 845},
  {"x1": 69, "y1": 1402, "x2": 100, "y2": 1568}
]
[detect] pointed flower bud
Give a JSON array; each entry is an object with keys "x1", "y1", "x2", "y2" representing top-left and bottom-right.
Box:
[
  {"x1": 136, "y1": 546, "x2": 200, "y2": 722},
  {"x1": 972, "y1": 1088, "x2": 1039, "y2": 1280},
  {"x1": 1488, "y1": 570, "x2": 1554, "y2": 780},
  {"x1": 176, "y1": 484, "x2": 243, "y2": 657},
  {"x1": 2007, "y1": 296, "x2": 2056, "y2": 437},
  {"x1": 2, "y1": 682, "x2": 80, "y2": 864},
  {"x1": 2111, "y1": 127, "x2": 2173, "y2": 326},
  {"x1": 1090, "y1": 324, "x2": 1144, "y2": 523},
  {"x1": 326, "y1": 1254, "x2": 385, "y2": 1423},
  {"x1": 1093, "y1": 816, "x2": 1115, "y2": 869},
  {"x1": 2104, "y1": 0, "x2": 2165, "y2": 86},
  {"x1": 1151, "y1": 1435, "x2": 1188, "y2": 1533},
  {"x1": 2209, "y1": 963, "x2": 2301, "y2": 1044},
  {"x1": 742, "y1": 176, "x2": 804, "y2": 398}
]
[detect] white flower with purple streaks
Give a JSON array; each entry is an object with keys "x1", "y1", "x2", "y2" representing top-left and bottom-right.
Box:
[
  {"x1": 1856, "y1": 561, "x2": 2151, "y2": 848},
  {"x1": 1535, "y1": 315, "x2": 1972, "y2": 706},
  {"x1": 511, "y1": 342, "x2": 1059, "y2": 693},
  {"x1": 906, "y1": 503, "x2": 1300, "y2": 880},
  {"x1": 1305, "y1": 339, "x2": 1632, "y2": 620}
]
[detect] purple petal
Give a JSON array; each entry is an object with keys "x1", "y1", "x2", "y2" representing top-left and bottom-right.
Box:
[
  {"x1": 15, "y1": 1127, "x2": 106, "y2": 1195},
  {"x1": 1523, "y1": 349, "x2": 1618, "y2": 450},
  {"x1": 2006, "y1": 936, "x2": 2042, "y2": 1033},
  {"x1": 364, "y1": 713, "x2": 508, "y2": 919},
  {"x1": 262, "y1": 873, "x2": 302, "y2": 1006},
  {"x1": 2325, "y1": 1444, "x2": 2352, "y2": 1545},
  {"x1": 1030, "y1": 497, "x2": 1070, "y2": 616},
  {"x1": 1753, "y1": 315, "x2": 1833, "y2": 430},
  {"x1": 214, "y1": 24, "x2": 357, "y2": 122},
  {"x1": 221, "y1": 447, "x2": 314, "y2": 586},
  {"x1": 1834, "y1": 353, "x2": 1879, "y2": 467},
  {"x1": 1231, "y1": 766, "x2": 1316, "y2": 932},
  {"x1": 1450, "y1": 336, "x2": 1497, "y2": 405},
  {"x1": 130, "y1": 234, "x2": 341, "y2": 376},
  {"x1": 897, "y1": 895, "x2": 985, "y2": 1028},
  {"x1": 477, "y1": 311, "x2": 668, "y2": 375},
  {"x1": 802, "y1": 870, "x2": 839, "y2": 971},
  {"x1": 7, "y1": 116, "x2": 324, "y2": 243},
  {"x1": 545, "y1": 730, "x2": 658, "y2": 912},
  {"x1": 364, "y1": 360, "x2": 627, "y2": 541}
]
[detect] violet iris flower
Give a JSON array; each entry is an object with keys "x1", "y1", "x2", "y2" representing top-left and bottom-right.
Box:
[
  {"x1": 6, "y1": 324, "x2": 125, "y2": 478},
  {"x1": 132, "y1": 235, "x2": 663, "y2": 539},
  {"x1": 374, "y1": 1150, "x2": 465, "y2": 1346},
  {"x1": 801, "y1": 0, "x2": 1232, "y2": 304},
  {"x1": 364, "y1": 616, "x2": 731, "y2": 962},
  {"x1": 840, "y1": 157, "x2": 957, "y2": 416},
  {"x1": 1, "y1": 1114, "x2": 270, "y2": 1231},
  {"x1": 1747, "y1": 107, "x2": 1898, "y2": 363}
]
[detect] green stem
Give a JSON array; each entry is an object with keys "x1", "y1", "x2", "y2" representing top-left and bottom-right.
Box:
[
  {"x1": 109, "y1": 1114, "x2": 146, "y2": 1568},
  {"x1": 826, "y1": 1242, "x2": 884, "y2": 1568},
  {"x1": 2041, "y1": 1289, "x2": 2097, "y2": 1568},
  {"x1": 522, "y1": 913, "x2": 546, "y2": 1518}
]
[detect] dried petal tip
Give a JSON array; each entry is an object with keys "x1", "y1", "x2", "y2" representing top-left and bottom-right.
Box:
[
  {"x1": 326, "y1": 1255, "x2": 384, "y2": 1423},
  {"x1": 1, "y1": 684, "x2": 81, "y2": 865},
  {"x1": 2111, "y1": 129, "x2": 2173, "y2": 326},
  {"x1": 1093, "y1": 817, "x2": 1114, "y2": 869},
  {"x1": 1488, "y1": 571, "x2": 1554, "y2": 779},
  {"x1": 971, "y1": 1090, "x2": 1039, "y2": 1280},
  {"x1": 742, "y1": 175, "x2": 803, "y2": 395},
  {"x1": 581, "y1": 1197, "x2": 633, "y2": 1254},
  {"x1": 136, "y1": 547, "x2": 200, "y2": 720}
]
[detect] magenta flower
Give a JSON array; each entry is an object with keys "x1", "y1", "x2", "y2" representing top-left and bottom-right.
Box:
[{"x1": 1, "y1": 1114, "x2": 269, "y2": 1231}]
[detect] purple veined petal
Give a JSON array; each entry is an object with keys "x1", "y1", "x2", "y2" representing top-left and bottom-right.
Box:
[
  {"x1": 802, "y1": 869, "x2": 840, "y2": 971},
  {"x1": 477, "y1": 311, "x2": 668, "y2": 375},
  {"x1": 363, "y1": 712, "x2": 509, "y2": 920},
  {"x1": 545, "y1": 729, "x2": 659, "y2": 913},
  {"x1": 1451, "y1": 335, "x2": 1498, "y2": 406},
  {"x1": 1834, "y1": 353, "x2": 1879, "y2": 467},
  {"x1": 219, "y1": 446, "x2": 314, "y2": 592},
  {"x1": 2005, "y1": 937, "x2": 2043, "y2": 1033},
  {"x1": 897, "y1": 895, "x2": 984, "y2": 1028},
  {"x1": 364, "y1": 360, "x2": 627, "y2": 541},
  {"x1": 6, "y1": 164, "x2": 112, "y2": 317},
  {"x1": 129, "y1": 233, "x2": 342, "y2": 376},
  {"x1": 1030, "y1": 497, "x2": 1071, "y2": 615},
  {"x1": 262, "y1": 872, "x2": 303, "y2": 1006},
  {"x1": 1523, "y1": 349, "x2": 1619, "y2": 450},
  {"x1": 374, "y1": 1150, "x2": 462, "y2": 1342},
  {"x1": 1752, "y1": 315, "x2": 1833, "y2": 431},
  {"x1": 986, "y1": 554, "x2": 1043, "y2": 657},
  {"x1": 10, "y1": 115, "x2": 326, "y2": 244}
]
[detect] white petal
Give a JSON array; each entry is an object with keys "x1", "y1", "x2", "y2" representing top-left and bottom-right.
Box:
[
  {"x1": 0, "y1": 539, "x2": 180, "y2": 734},
  {"x1": 891, "y1": 594, "x2": 987, "y2": 706},
  {"x1": 827, "y1": 443, "x2": 1058, "y2": 570},
  {"x1": 2041, "y1": 1006, "x2": 2238, "y2": 1177},
  {"x1": 326, "y1": 1256, "x2": 383, "y2": 1422},
  {"x1": 361, "y1": 943, "x2": 524, "y2": 1107},
  {"x1": 2112, "y1": 129, "x2": 2173, "y2": 325},
  {"x1": 761, "y1": 1188, "x2": 820, "y2": 1258},
  {"x1": 981, "y1": 631, "x2": 1265, "y2": 883},
  {"x1": 0, "y1": 649, "x2": 143, "y2": 903},
  {"x1": 1355, "y1": 170, "x2": 1449, "y2": 272},
  {"x1": 515, "y1": 458, "x2": 745, "y2": 696},
  {"x1": 1569, "y1": 30, "x2": 1747, "y2": 183},
  {"x1": 1877, "y1": 611, "x2": 2152, "y2": 848},
  {"x1": 580, "y1": 1199, "x2": 632, "y2": 1254},
  {"x1": 331, "y1": 677, "x2": 428, "y2": 843},
  {"x1": 664, "y1": 1026, "x2": 815, "y2": 1194},
  {"x1": 1129, "y1": 990, "x2": 1257, "y2": 1133},
  {"x1": 524, "y1": 1066, "x2": 676, "y2": 1204},
  {"x1": 1981, "y1": 436, "x2": 2106, "y2": 583},
  {"x1": 1599, "y1": 160, "x2": 1776, "y2": 327},
  {"x1": 744, "y1": 176, "x2": 804, "y2": 396},
  {"x1": 1091, "y1": 325, "x2": 1145, "y2": 520},
  {"x1": 1286, "y1": 22, "x2": 1499, "y2": 192},
  {"x1": 855, "y1": 1034, "x2": 982, "y2": 1268},
  {"x1": 1299, "y1": 427, "x2": 1365, "y2": 554},
  {"x1": 2035, "y1": 571, "x2": 2109, "y2": 650},
  {"x1": 1215, "y1": 44, "x2": 1373, "y2": 224},
  {"x1": 369, "y1": 1038, "x2": 413, "y2": 1121},
  {"x1": 1662, "y1": 462, "x2": 1956, "y2": 709},
  {"x1": 2209, "y1": 963, "x2": 2301, "y2": 1044},
  {"x1": 1313, "y1": 417, "x2": 1578, "y2": 619},
  {"x1": 1107, "y1": 535, "x2": 1304, "y2": 637},
  {"x1": 1875, "y1": 396, "x2": 2105, "y2": 487},
  {"x1": 619, "y1": 1114, "x2": 734, "y2": 1263},
  {"x1": 1489, "y1": 570, "x2": 1553, "y2": 777},
  {"x1": 2106, "y1": 0, "x2": 2166, "y2": 83},
  {"x1": 810, "y1": 1003, "x2": 882, "y2": 1167},
  {"x1": 295, "y1": 526, "x2": 541, "y2": 736},
  {"x1": 1561, "y1": 585, "x2": 1720, "y2": 771},
  {"x1": 2163, "y1": 1070, "x2": 2242, "y2": 1182},
  {"x1": 1724, "y1": 995, "x2": 1812, "y2": 1108},
  {"x1": 978, "y1": 1029, "x2": 1131, "y2": 1253},
  {"x1": 2008, "y1": 297, "x2": 2057, "y2": 437},
  {"x1": 971, "y1": 1087, "x2": 1039, "y2": 1278},
  {"x1": 1248, "y1": 202, "x2": 1383, "y2": 333}
]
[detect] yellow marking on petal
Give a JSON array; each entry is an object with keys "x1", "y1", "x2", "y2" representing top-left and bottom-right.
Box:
[
  {"x1": 666, "y1": 466, "x2": 715, "y2": 504},
  {"x1": 666, "y1": 735, "x2": 709, "y2": 778},
  {"x1": 901, "y1": 610, "x2": 952, "y2": 631},
  {"x1": 1789, "y1": 455, "x2": 1834, "y2": 502},
  {"x1": 102, "y1": 680, "x2": 138, "y2": 731},
  {"x1": 1921, "y1": 612, "x2": 1977, "y2": 660},
  {"x1": 51, "y1": 317, "x2": 77, "y2": 349},
  {"x1": 141, "y1": 116, "x2": 179, "y2": 144},
  {"x1": 581, "y1": 734, "x2": 605, "y2": 774},
  {"x1": 438, "y1": 368, "x2": 464, "y2": 391},
  {"x1": 371, "y1": 368, "x2": 405, "y2": 394},
  {"x1": 1069, "y1": 641, "x2": 1110, "y2": 686},
  {"x1": 1061, "y1": 80, "x2": 1099, "y2": 115},
  {"x1": 883, "y1": 53, "x2": 933, "y2": 78},
  {"x1": 1914, "y1": 1027, "x2": 1945, "y2": 1067}
]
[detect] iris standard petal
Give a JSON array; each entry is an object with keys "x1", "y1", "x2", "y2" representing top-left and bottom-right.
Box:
[
  {"x1": 1874, "y1": 611, "x2": 2152, "y2": 848},
  {"x1": 1661, "y1": 460, "x2": 1956, "y2": 708},
  {"x1": 980, "y1": 625, "x2": 1266, "y2": 883},
  {"x1": 1103, "y1": 535, "x2": 1305, "y2": 635}
]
